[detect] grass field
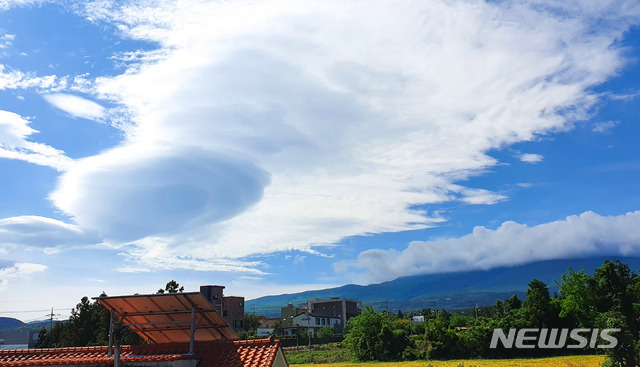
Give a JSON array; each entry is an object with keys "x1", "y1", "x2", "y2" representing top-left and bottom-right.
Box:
[{"x1": 291, "y1": 355, "x2": 606, "y2": 367}]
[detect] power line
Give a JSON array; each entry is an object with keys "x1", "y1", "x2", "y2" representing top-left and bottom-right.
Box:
[{"x1": 0, "y1": 308, "x2": 73, "y2": 314}]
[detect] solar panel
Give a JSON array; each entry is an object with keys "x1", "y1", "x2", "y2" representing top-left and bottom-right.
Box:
[{"x1": 94, "y1": 292, "x2": 238, "y2": 344}]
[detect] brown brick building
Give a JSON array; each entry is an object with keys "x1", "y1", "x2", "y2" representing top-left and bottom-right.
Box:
[{"x1": 200, "y1": 285, "x2": 245, "y2": 332}]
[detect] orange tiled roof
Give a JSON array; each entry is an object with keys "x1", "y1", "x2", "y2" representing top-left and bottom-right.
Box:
[
  {"x1": 0, "y1": 337, "x2": 285, "y2": 367},
  {"x1": 196, "y1": 338, "x2": 285, "y2": 367}
]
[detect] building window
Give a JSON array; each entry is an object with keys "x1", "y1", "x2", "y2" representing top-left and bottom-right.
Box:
[
  {"x1": 322, "y1": 318, "x2": 326, "y2": 325},
  {"x1": 223, "y1": 311, "x2": 228, "y2": 316},
  {"x1": 315, "y1": 318, "x2": 320, "y2": 325},
  {"x1": 239, "y1": 302, "x2": 244, "y2": 307},
  {"x1": 234, "y1": 320, "x2": 243, "y2": 328}
]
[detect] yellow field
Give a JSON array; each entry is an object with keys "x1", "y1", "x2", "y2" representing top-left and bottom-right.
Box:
[{"x1": 293, "y1": 355, "x2": 605, "y2": 367}]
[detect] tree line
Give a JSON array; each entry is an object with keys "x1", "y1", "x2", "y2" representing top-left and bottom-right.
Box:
[
  {"x1": 343, "y1": 260, "x2": 640, "y2": 367},
  {"x1": 36, "y1": 281, "x2": 184, "y2": 348}
]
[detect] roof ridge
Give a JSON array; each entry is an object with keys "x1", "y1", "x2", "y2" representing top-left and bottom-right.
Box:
[
  {"x1": 0, "y1": 338, "x2": 286, "y2": 367},
  {"x1": 233, "y1": 337, "x2": 275, "y2": 346},
  {"x1": 0, "y1": 345, "x2": 110, "y2": 355}
]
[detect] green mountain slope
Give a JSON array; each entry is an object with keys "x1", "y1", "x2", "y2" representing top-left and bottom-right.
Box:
[
  {"x1": 246, "y1": 257, "x2": 640, "y2": 317},
  {"x1": 0, "y1": 317, "x2": 24, "y2": 331}
]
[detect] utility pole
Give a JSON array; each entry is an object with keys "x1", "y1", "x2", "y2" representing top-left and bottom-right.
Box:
[
  {"x1": 307, "y1": 312, "x2": 311, "y2": 348},
  {"x1": 45, "y1": 308, "x2": 60, "y2": 330}
]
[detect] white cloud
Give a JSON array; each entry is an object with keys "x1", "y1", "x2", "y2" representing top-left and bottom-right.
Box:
[
  {"x1": 0, "y1": 64, "x2": 61, "y2": 91},
  {"x1": 0, "y1": 0, "x2": 49, "y2": 11},
  {"x1": 609, "y1": 91, "x2": 640, "y2": 101},
  {"x1": 115, "y1": 267, "x2": 152, "y2": 273},
  {"x1": 0, "y1": 262, "x2": 47, "y2": 291},
  {"x1": 593, "y1": 120, "x2": 619, "y2": 133},
  {"x1": 44, "y1": 93, "x2": 106, "y2": 120},
  {"x1": 519, "y1": 153, "x2": 544, "y2": 164},
  {"x1": 0, "y1": 215, "x2": 99, "y2": 252},
  {"x1": 0, "y1": 33, "x2": 14, "y2": 49},
  {"x1": 336, "y1": 211, "x2": 640, "y2": 283},
  {"x1": 0, "y1": 110, "x2": 73, "y2": 170},
  {"x1": 34, "y1": 0, "x2": 640, "y2": 270},
  {"x1": 50, "y1": 145, "x2": 270, "y2": 242}
]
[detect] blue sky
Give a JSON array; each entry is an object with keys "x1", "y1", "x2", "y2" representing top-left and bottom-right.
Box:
[{"x1": 1, "y1": 0, "x2": 640, "y2": 322}]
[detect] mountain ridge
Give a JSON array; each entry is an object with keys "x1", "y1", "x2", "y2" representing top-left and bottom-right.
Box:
[
  {"x1": 0, "y1": 317, "x2": 24, "y2": 331},
  {"x1": 246, "y1": 257, "x2": 640, "y2": 318}
]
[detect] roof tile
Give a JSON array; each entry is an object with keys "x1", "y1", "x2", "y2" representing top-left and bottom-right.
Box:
[{"x1": 0, "y1": 338, "x2": 284, "y2": 367}]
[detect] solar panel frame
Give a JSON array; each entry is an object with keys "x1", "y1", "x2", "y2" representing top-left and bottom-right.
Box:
[{"x1": 94, "y1": 292, "x2": 238, "y2": 344}]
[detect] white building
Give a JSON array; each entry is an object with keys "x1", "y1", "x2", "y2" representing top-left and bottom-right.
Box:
[{"x1": 291, "y1": 313, "x2": 341, "y2": 337}]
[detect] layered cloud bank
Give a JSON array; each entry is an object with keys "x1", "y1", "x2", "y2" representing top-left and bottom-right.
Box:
[
  {"x1": 337, "y1": 211, "x2": 640, "y2": 283},
  {"x1": 1, "y1": 0, "x2": 640, "y2": 273}
]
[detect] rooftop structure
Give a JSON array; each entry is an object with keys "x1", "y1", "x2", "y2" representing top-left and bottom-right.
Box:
[
  {"x1": 95, "y1": 292, "x2": 238, "y2": 345},
  {"x1": 0, "y1": 292, "x2": 287, "y2": 367}
]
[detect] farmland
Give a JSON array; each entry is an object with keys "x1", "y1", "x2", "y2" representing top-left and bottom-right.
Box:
[{"x1": 292, "y1": 355, "x2": 605, "y2": 367}]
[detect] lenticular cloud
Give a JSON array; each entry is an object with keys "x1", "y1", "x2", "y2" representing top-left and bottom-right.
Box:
[{"x1": 43, "y1": 0, "x2": 640, "y2": 269}]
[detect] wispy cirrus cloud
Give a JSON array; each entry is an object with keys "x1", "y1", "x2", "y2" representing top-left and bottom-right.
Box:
[
  {"x1": 44, "y1": 93, "x2": 106, "y2": 120},
  {"x1": 593, "y1": 120, "x2": 619, "y2": 133},
  {"x1": 0, "y1": 64, "x2": 60, "y2": 90},
  {"x1": 336, "y1": 211, "x2": 640, "y2": 283},
  {"x1": 0, "y1": 0, "x2": 51, "y2": 11},
  {"x1": 0, "y1": 110, "x2": 73, "y2": 170},
  {"x1": 0, "y1": 33, "x2": 14, "y2": 49}
]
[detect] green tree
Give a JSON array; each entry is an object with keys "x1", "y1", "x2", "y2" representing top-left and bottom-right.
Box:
[
  {"x1": 522, "y1": 279, "x2": 553, "y2": 327},
  {"x1": 36, "y1": 295, "x2": 143, "y2": 348},
  {"x1": 344, "y1": 306, "x2": 410, "y2": 361},
  {"x1": 504, "y1": 294, "x2": 522, "y2": 311},
  {"x1": 592, "y1": 261, "x2": 640, "y2": 367},
  {"x1": 554, "y1": 267, "x2": 595, "y2": 327},
  {"x1": 555, "y1": 260, "x2": 640, "y2": 366},
  {"x1": 157, "y1": 280, "x2": 184, "y2": 294},
  {"x1": 422, "y1": 317, "x2": 458, "y2": 359},
  {"x1": 243, "y1": 313, "x2": 262, "y2": 333},
  {"x1": 317, "y1": 325, "x2": 336, "y2": 339}
]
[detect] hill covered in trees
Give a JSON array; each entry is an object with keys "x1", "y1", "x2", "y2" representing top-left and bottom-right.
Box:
[
  {"x1": 343, "y1": 259, "x2": 640, "y2": 366},
  {"x1": 0, "y1": 317, "x2": 23, "y2": 331},
  {"x1": 247, "y1": 257, "x2": 640, "y2": 316}
]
